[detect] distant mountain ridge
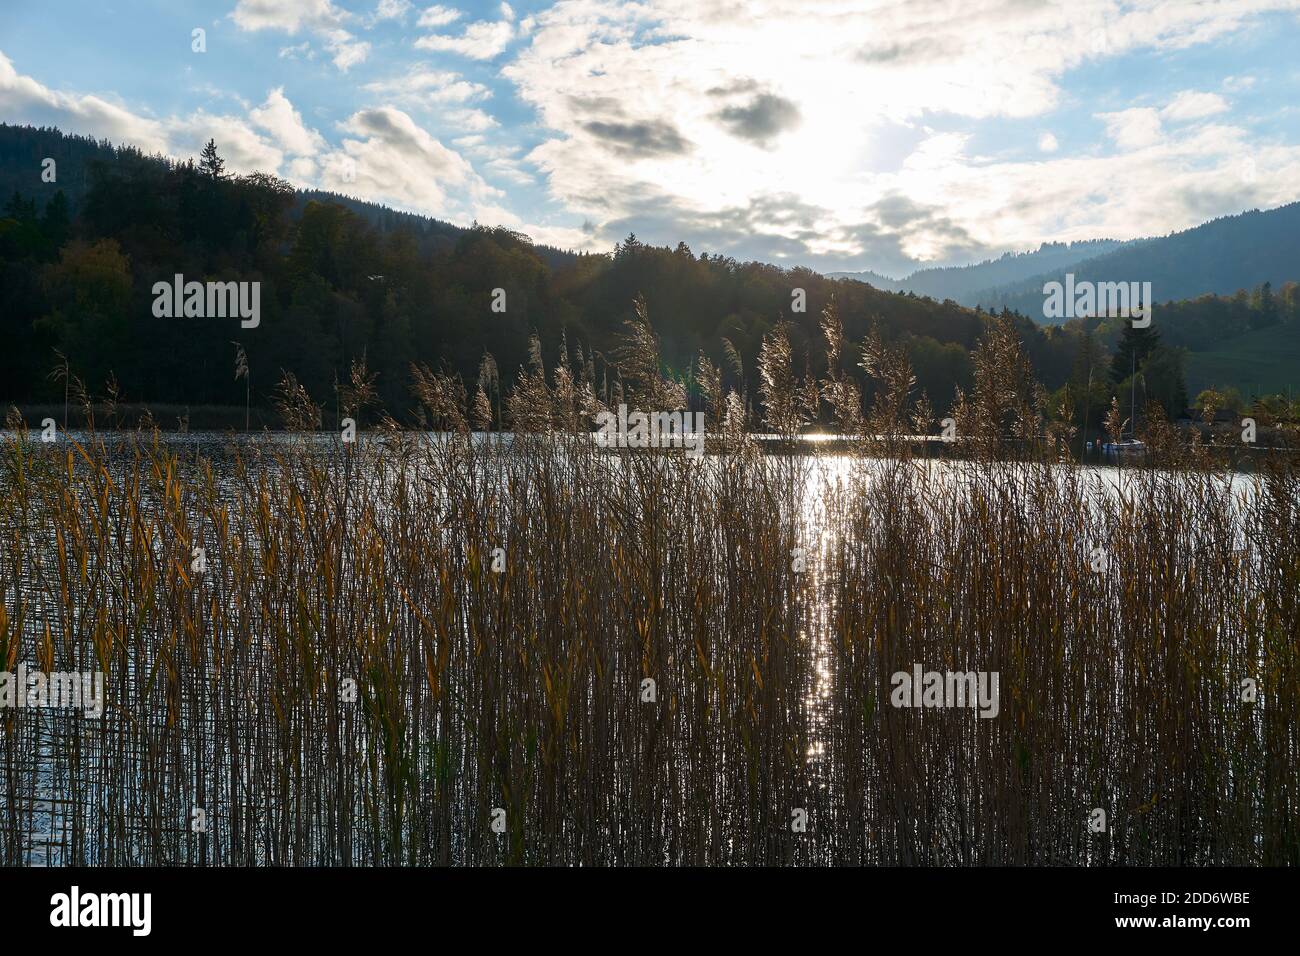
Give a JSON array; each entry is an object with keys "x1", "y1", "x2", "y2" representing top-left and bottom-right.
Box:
[
  {"x1": 830, "y1": 238, "x2": 1128, "y2": 303},
  {"x1": 967, "y1": 203, "x2": 1300, "y2": 322},
  {"x1": 832, "y1": 203, "x2": 1300, "y2": 325}
]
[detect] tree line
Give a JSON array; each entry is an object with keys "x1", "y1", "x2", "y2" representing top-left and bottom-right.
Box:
[{"x1": 2, "y1": 128, "x2": 1294, "y2": 432}]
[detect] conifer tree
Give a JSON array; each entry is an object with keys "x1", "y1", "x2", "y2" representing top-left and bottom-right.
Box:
[
  {"x1": 198, "y1": 139, "x2": 226, "y2": 180},
  {"x1": 1109, "y1": 322, "x2": 1160, "y2": 385}
]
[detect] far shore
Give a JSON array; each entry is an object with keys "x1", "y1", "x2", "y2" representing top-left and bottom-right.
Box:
[{"x1": 2, "y1": 403, "x2": 1297, "y2": 470}]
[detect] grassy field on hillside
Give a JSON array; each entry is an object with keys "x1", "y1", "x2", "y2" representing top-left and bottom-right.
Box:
[{"x1": 1187, "y1": 324, "x2": 1300, "y2": 398}]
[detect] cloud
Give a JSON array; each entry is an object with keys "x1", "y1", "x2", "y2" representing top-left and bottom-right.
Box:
[
  {"x1": 0, "y1": 48, "x2": 533, "y2": 232},
  {"x1": 856, "y1": 37, "x2": 957, "y2": 66},
  {"x1": 171, "y1": 110, "x2": 285, "y2": 174},
  {"x1": 486, "y1": 157, "x2": 534, "y2": 185},
  {"x1": 363, "y1": 68, "x2": 491, "y2": 107},
  {"x1": 319, "y1": 106, "x2": 501, "y2": 220},
  {"x1": 10, "y1": 0, "x2": 1300, "y2": 274},
  {"x1": 417, "y1": 4, "x2": 462, "y2": 28},
  {"x1": 371, "y1": 0, "x2": 412, "y2": 24},
  {"x1": 232, "y1": 0, "x2": 368, "y2": 71},
  {"x1": 499, "y1": 0, "x2": 1300, "y2": 271},
  {"x1": 231, "y1": 0, "x2": 345, "y2": 33},
  {"x1": 706, "y1": 78, "x2": 760, "y2": 97},
  {"x1": 713, "y1": 93, "x2": 801, "y2": 147},
  {"x1": 278, "y1": 41, "x2": 316, "y2": 61},
  {"x1": 0, "y1": 49, "x2": 169, "y2": 153},
  {"x1": 582, "y1": 119, "x2": 690, "y2": 156},
  {"x1": 1097, "y1": 108, "x2": 1163, "y2": 149},
  {"x1": 0, "y1": 51, "x2": 309, "y2": 179},
  {"x1": 416, "y1": 17, "x2": 514, "y2": 59},
  {"x1": 288, "y1": 156, "x2": 318, "y2": 180},
  {"x1": 1162, "y1": 90, "x2": 1230, "y2": 122},
  {"x1": 321, "y1": 30, "x2": 370, "y2": 71},
  {"x1": 443, "y1": 108, "x2": 499, "y2": 131},
  {"x1": 250, "y1": 87, "x2": 325, "y2": 156}
]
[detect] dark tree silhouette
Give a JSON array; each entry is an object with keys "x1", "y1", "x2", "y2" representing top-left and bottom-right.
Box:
[
  {"x1": 0, "y1": 123, "x2": 1293, "y2": 425},
  {"x1": 198, "y1": 138, "x2": 226, "y2": 180},
  {"x1": 1109, "y1": 322, "x2": 1161, "y2": 385}
]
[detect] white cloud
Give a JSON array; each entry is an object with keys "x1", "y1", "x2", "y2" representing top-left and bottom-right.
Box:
[
  {"x1": 416, "y1": 18, "x2": 514, "y2": 59},
  {"x1": 486, "y1": 157, "x2": 534, "y2": 185},
  {"x1": 231, "y1": 0, "x2": 345, "y2": 33},
  {"x1": 372, "y1": 0, "x2": 412, "y2": 24},
  {"x1": 321, "y1": 30, "x2": 370, "y2": 71},
  {"x1": 417, "y1": 4, "x2": 462, "y2": 28},
  {"x1": 1097, "y1": 108, "x2": 1164, "y2": 149},
  {"x1": 319, "y1": 106, "x2": 500, "y2": 219},
  {"x1": 363, "y1": 68, "x2": 491, "y2": 107},
  {"x1": 233, "y1": 0, "x2": 367, "y2": 71},
  {"x1": 0, "y1": 47, "x2": 533, "y2": 231},
  {"x1": 0, "y1": 49, "x2": 169, "y2": 153},
  {"x1": 278, "y1": 41, "x2": 316, "y2": 61},
  {"x1": 890, "y1": 122, "x2": 1300, "y2": 260},
  {"x1": 442, "y1": 107, "x2": 499, "y2": 131},
  {"x1": 9, "y1": 0, "x2": 1300, "y2": 270},
  {"x1": 496, "y1": 0, "x2": 1300, "y2": 269},
  {"x1": 288, "y1": 156, "x2": 319, "y2": 181},
  {"x1": 522, "y1": 222, "x2": 599, "y2": 250},
  {"x1": 1162, "y1": 89, "x2": 1230, "y2": 121},
  {"x1": 250, "y1": 87, "x2": 325, "y2": 156},
  {"x1": 458, "y1": 141, "x2": 518, "y2": 161},
  {"x1": 170, "y1": 110, "x2": 285, "y2": 175},
  {"x1": 0, "y1": 50, "x2": 296, "y2": 178}
]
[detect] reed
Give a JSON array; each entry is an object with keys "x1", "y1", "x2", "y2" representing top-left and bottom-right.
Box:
[{"x1": 0, "y1": 308, "x2": 1295, "y2": 866}]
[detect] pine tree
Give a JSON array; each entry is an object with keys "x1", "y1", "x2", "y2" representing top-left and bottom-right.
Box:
[
  {"x1": 198, "y1": 139, "x2": 226, "y2": 180},
  {"x1": 1109, "y1": 322, "x2": 1160, "y2": 385},
  {"x1": 615, "y1": 232, "x2": 640, "y2": 260}
]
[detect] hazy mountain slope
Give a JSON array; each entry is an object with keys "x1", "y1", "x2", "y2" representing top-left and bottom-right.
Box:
[
  {"x1": 970, "y1": 203, "x2": 1300, "y2": 322},
  {"x1": 905, "y1": 240, "x2": 1128, "y2": 302},
  {"x1": 825, "y1": 267, "x2": 905, "y2": 289},
  {"x1": 830, "y1": 239, "x2": 1126, "y2": 301}
]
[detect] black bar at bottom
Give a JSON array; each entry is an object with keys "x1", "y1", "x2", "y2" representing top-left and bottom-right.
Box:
[{"x1": 0, "y1": 866, "x2": 1282, "y2": 942}]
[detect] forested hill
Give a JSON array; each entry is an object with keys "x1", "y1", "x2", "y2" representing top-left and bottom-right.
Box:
[
  {"x1": 1, "y1": 123, "x2": 1294, "y2": 426},
  {"x1": 0, "y1": 123, "x2": 577, "y2": 266},
  {"x1": 831, "y1": 201, "x2": 1300, "y2": 324},
  {"x1": 0, "y1": 123, "x2": 1079, "y2": 420},
  {"x1": 831, "y1": 238, "x2": 1129, "y2": 303},
  {"x1": 970, "y1": 202, "x2": 1300, "y2": 321}
]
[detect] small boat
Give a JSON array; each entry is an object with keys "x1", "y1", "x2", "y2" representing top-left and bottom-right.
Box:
[{"x1": 1103, "y1": 438, "x2": 1148, "y2": 460}]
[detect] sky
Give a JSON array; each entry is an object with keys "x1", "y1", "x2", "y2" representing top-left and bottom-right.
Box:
[{"x1": 2, "y1": 0, "x2": 1299, "y2": 277}]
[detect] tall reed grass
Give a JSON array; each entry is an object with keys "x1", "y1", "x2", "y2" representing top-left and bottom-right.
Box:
[{"x1": 0, "y1": 307, "x2": 1295, "y2": 865}]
